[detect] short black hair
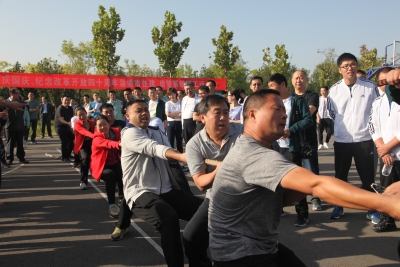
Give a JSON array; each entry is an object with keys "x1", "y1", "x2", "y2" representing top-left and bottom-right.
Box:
[
  {"x1": 228, "y1": 89, "x2": 243, "y2": 103},
  {"x1": 83, "y1": 94, "x2": 90, "y2": 98},
  {"x1": 155, "y1": 86, "x2": 163, "y2": 91},
  {"x1": 243, "y1": 89, "x2": 280, "y2": 123},
  {"x1": 42, "y1": 96, "x2": 48, "y2": 100},
  {"x1": 75, "y1": 107, "x2": 87, "y2": 114},
  {"x1": 357, "y1": 70, "x2": 366, "y2": 76},
  {"x1": 109, "y1": 90, "x2": 116, "y2": 95},
  {"x1": 61, "y1": 95, "x2": 70, "y2": 99},
  {"x1": 95, "y1": 114, "x2": 109, "y2": 124},
  {"x1": 321, "y1": 86, "x2": 329, "y2": 91},
  {"x1": 221, "y1": 90, "x2": 227, "y2": 95},
  {"x1": 268, "y1": 73, "x2": 288, "y2": 87},
  {"x1": 124, "y1": 87, "x2": 132, "y2": 92},
  {"x1": 198, "y1": 95, "x2": 229, "y2": 115},
  {"x1": 337, "y1": 52, "x2": 358, "y2": 67},
  {"x1": 126, "y1": 99, "x2": 147, "y2": 113},
  {"x1": 133, "y1": 87, "x2": 141, "y2": 91},
  {"x1": 251, "y1": 76, "x2": 264, "y2": 85},
  {"x1": 376, "y1": 67, "x2": 394, "y2": 81},
  {"x1": 206, "y1": 80, "x2": 216, "y2": 87},
  {"x1": 9, "y1": 88, "x2": 19, "y2": 95},
  {"x1": 148, "y1": 87, "x2": 156, "y2": 91},
  {"x1": 198, "y1": 85, "x2": 210, "y2": 93},
  {"x1": 100, "y1": 103, "x2": 114, "y2": 112}
]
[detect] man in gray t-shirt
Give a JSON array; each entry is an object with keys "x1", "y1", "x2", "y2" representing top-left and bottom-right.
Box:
[
  {"x1": 183, "y1": 95, "x2": 242, "y2": 266},
  {"x1": 25, "y1": 92, "x2": 40, "y2": 144},
  {"x1": 209, "y1": 89, "x2": 400, "y2": 266}
]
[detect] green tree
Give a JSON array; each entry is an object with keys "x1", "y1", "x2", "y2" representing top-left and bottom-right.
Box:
[
  {"x1": 124, "y1": 59, "x2": 142, "y2": 76},
  {"x1": 227, "y1": 57, "x2": 250, "y2": 90},
  {"x1": 0, "y1": 61, "x2": 11, "y2": 72},
  {"x1": 175, "y1": 63, "x2": 198, "y2": 78},
  {"x1": 263, "y1": 44, "x2": 290, "y2": 76},
  {"x1": 211, "y1": 25, "x2": 240, "y2": 78},
  {"x1": 309, "y1": 48, "x2": 341, "y2": 91},
  {"x1": 358, "y1": 44, "x2": 384, "y2": 72},
  {"x1": 92, "y1": 5, "x2": 125, "y2": 76},
  {"x1": 60, "y1": 40, "x2": 95, "y2": 74},
  {"x1": 151, "y1": 11, "x2": 190, "y2": 78},
  {"x1": 8, "y1": 61, "x2": 25, "y2": 73}
]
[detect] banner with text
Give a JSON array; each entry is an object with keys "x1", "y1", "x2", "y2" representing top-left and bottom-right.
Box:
[{"x1": 0, "y1": 73, "x2": 226, "y2": 90}]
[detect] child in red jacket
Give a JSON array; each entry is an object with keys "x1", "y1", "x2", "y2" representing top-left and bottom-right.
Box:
[{"x1": 90, "y1": 114, "x2": 122, "y2": 218}]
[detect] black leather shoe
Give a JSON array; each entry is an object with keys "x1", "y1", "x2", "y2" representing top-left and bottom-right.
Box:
[{"x1": 19, "y1": 159, "x2": 29, "y2": 164}]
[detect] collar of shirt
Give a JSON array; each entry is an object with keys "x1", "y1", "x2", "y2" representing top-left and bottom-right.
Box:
[{"x1": 199, "y1": 124, "x2": 240, "y2": 148}]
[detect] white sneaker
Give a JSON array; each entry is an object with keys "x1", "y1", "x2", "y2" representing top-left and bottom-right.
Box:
[
  {"x1": 323, "y1": 142, "x2": 331, "y2": 149},
  {"x1": 23, "y1": 140, "x2": 27, "y2": 148},
  {"x1": 80, "y1": 183, "x2": 87, "y2": 190},
  {"x1": 318, "y1": 144, "x2": 324, "y2": 150}
]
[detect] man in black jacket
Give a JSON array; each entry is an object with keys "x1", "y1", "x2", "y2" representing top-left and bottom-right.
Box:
[
  {"x1": 39, "y1": 96, "x2": 53, "y2": 138},
  {"x1": 5, "y1": 88, "x2": 29, "y2": 164}
]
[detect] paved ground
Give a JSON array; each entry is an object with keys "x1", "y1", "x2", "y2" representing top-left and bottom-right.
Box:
[{"x1": 0, "y1": 138, "x2": 399, "y2": 267}]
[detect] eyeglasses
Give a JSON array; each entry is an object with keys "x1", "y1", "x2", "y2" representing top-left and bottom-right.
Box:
[
  {"x1": 340, "y1": 63, "x2": 357, "y2": 69},
  {"x1": 371, "y1": 183, "x2": 385, "y2": 194}
]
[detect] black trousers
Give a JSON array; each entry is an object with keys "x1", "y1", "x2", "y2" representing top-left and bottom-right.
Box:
[
  {"x1": 280, "y1": 147, "x2": 309, "y2": 218},
  {"x1": 379, "y1": 160, "x2": 400, "y2": 188},
  {"x1": 57, "y1": 127, "x2": 74, "y2": 159},
  {"x1": 79, "y1": 140, "x2": 92, "y2": 185},
  {"x1": 132, "y1": 189, "x2": 203, "y2": 267},
  {"x1": 167, "y1": 120, "x2": 183, "y2": 153},
  {"x1": 27, "y1": 119, "x2": 38, "y2": 142},
  {"x1": 5, "y1": 129, "x2": 25, "y2": 162},
  {"x1": 183, "y1": 119, "x2": 197, "y2": 144},
  {"x1": 334, "y1": 140, "x2": 375, "y2": 192},
  {"x1": 214, "y1": 243, "x2": 306, "y2": 267},
  {"x1": 100, "y1": 162, "x2": 123, "y2": 204},
  {"x1": 318, "y1": 118, "x2": 333, "y2": 144},
  {"x1": 41, "y1": 113, "x2": 52, "y2": 137},
  {"x1": 182, "y1": 198, "x2": 212, "y2": 267}
]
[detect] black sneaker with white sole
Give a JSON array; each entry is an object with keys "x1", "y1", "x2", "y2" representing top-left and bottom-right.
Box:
[{"x1": 294, "y1": 217, "x2": 309, "y2": 227}]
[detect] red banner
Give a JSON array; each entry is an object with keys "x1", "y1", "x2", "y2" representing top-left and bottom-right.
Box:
[{"x1": 0, "y1": 73, "x2": 227, "y2": 90}]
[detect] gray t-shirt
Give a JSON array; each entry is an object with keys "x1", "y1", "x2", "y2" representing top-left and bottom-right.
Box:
[
  {"x1": 208, "y1": 135, "x2": 297, "y2": 261},
  {"x1": 26, "y1": 99, "x2": 40, "y2": 120},
  {"x1": 186, "y1": 123, "x2": 243, "y2": 198}
]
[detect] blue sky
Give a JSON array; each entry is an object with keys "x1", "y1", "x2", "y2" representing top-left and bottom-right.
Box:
[{"x1": 1, "y1": 0, "x2": 400, "y2": 74}]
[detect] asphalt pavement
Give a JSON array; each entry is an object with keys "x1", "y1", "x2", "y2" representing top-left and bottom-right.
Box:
[{"x1": 0, "y1": 138, "x2": 399, "y2": 267}]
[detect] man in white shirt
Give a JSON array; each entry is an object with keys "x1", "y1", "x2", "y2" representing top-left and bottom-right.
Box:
[
  {"x1": 148, "y1": 87, "x2": 167, "y2": 131},
  {"x1": 181, "y1": 81, "x2": 200, "y2": 143},
  {"x1": 327, "y1": 52, "x2": 380, "y2": 221},
  {"x1": 317, "y1": 86, "x2": 333, "y2": 150}
]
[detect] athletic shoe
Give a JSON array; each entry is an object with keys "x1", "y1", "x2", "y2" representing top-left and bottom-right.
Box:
[
  {"x1": 367, "y1": 211, "x2": 380, "y2": 224},
  {"x1": 19, "y1": 159, "x2": 29, "y2": 164},
  {"x1": 30, "y1": 141, "x2": 37, "y2": 145},
  {"x1": 80, "y1": 183, "x2": 87, "y2": 190},
  {"x1": 294, "y1": 216, "x2": 308, "y2": 227},
  {"x1": 62, "y1": 158, "x2": 71, "y2": 163},
  {"x1": 49, "y1": 136, "x2": 54, "y2": 138},
  {"x1": 311, "y1": 198, "x2": 322, "y2": 211},
  {"x1": 372, "y1": 214, "x2": 397, "y2": 232},
  {"x1": 73, "y1": 162, "x2": 81, "y2": 168},
  {"x1": 109, "y1": 205, "x2": 120, "y2": 218},
  {"x1": 323, "y1": 142, "x2": 331, "y2": 149},
  {"x1": 329, "y1": 206, "x2": 344, "y2": 219},
  {"x1": 111, "y1": 227, "x2": 128, "y2": 241},
  {"x1": 1, "y1": 163, "x2": 10, "y2": 169},
  {"x1": 318, "y1": 144, "x2": 324, "y2": 150},
  {"x1": 23, "y1": 140, "x2": 27, "y2": 148}
]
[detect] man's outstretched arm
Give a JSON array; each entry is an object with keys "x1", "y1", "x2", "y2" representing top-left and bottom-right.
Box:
[{"x1": 280, "y1": 167, "x2": 400, "y2": 219}]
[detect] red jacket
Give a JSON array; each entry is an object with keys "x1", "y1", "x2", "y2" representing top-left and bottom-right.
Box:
[
  {"x1": 90, "y1": 128, "x2": 121, "y2": 181},
  {"x1": 73, "y1": 119, "x2": 95, "y2": 155}
]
